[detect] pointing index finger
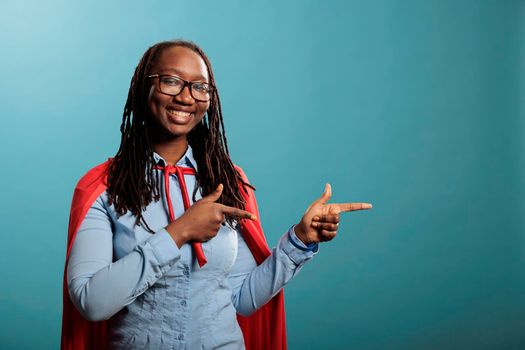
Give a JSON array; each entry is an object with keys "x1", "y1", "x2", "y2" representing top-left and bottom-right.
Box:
[
  {"x1": 221, "y1": 204, "x2": 257, "y2": 221},
  {"x1": 335, "y1": 203, "x2": 373, "y2": 212}
]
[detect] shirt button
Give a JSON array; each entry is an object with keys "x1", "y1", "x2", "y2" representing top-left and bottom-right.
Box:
[
  {"x1": 178, "y1": 334, "x2": 184, "y2": 340},
  {"x1": 183, "y1": 268, "x2": 189, "y2": 276},
  {"x1": 180, "y1": 300, "x2": 187, "y2": 307}
]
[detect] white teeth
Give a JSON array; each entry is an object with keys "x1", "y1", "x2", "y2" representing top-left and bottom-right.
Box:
[{"x1": 167, "y1": 109, "x2": 191, "y2": 117}]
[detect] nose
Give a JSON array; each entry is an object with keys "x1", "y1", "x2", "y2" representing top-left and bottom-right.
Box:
[{"x1": 174, "y1": 84, "x2": 194, "y2": 105}]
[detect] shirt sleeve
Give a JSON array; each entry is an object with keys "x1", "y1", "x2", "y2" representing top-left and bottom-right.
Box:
[
  {"x1": 228, "y1": 224, "x2": 319, "y2": 316},
  {"x1": 66, "y1": 194, "x2": 182, "y2": 322}
]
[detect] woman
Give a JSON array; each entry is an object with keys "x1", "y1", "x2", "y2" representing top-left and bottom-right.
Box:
[{"x1": 61, "y1": 39, "x2": 372, "y2": 350}]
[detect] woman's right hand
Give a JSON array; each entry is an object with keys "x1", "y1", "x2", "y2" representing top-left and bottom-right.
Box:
[{"x1": 165, "y1": 184, "x2": 257, "y2": 248}]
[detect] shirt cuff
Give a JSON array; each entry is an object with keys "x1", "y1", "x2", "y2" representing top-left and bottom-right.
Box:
[
  {"x1": 289, "y1": 225, "x2": 319, "y2": 252},
  {"x1": 146, "y1": 228, "x2": 181, "y2": 266},
  {"x1": 279, "y1": 225, "x2": 319, "y2": 266}
]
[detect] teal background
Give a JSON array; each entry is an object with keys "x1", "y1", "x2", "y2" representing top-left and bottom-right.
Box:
[{"x1": 1, "y1": 1, "x2": 523, "y2": 349}]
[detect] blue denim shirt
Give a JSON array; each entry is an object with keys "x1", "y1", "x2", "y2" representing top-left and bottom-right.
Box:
[{"x1": 66, "y1": 145, "x2": 319, "y2": 349}]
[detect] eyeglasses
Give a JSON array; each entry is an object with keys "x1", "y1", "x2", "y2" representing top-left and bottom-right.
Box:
[{"x1": 147, "y1": 74, "x2": 214, "y2": 102}]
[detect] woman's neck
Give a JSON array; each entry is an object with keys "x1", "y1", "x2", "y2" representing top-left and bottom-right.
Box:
[{"x1": 152, "y1": 136, "x2": 189, "y2": 166}]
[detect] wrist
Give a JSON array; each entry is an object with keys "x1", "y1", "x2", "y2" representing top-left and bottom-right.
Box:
[
  {"x1": 165, "y1": 221, "x2": 189, "y2": 248},
  {"x1": 289, "y1": 226, "x2": 318, "y2": 252},
  {"x1": 294, "y1": 223, "x2": 310, "y2": 245}
]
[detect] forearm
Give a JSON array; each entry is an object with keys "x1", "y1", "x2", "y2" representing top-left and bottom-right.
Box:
[
  {"x1": 67, "y1": 228, "x2": 180, "y2": 321},
  {"x1": 67, "y1": 193, "x2": 183, "y2": 321},
  {"x1": 230, "y1": 226, "x2": 318, "y2": 316}
]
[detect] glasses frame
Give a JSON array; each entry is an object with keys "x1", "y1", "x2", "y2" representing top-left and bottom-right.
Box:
[{"x1": 147, "y1": 74, "x2": 215, "y2": 102}]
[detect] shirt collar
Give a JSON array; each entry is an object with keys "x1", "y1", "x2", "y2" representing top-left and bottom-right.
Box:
[{"x1": 152, "y1": 144, "x2": 198, "y2": 171}]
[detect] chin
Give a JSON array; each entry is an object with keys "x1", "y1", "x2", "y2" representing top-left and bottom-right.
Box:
[
  {"x1": 167, "y1": 123, "x2": 199, "y2": 137},
  {"x1": 165, "y1": 127, "x2": 191, "y2": 138}
]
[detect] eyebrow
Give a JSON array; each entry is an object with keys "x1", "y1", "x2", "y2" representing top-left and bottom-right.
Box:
[{"x1": 160, "y1": 68, "x2": 208, "y2": 82}]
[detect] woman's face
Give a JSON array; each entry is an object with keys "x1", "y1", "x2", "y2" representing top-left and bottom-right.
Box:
[{"x1": 147, "y1": 45, "x2": 211, "y2": 140}]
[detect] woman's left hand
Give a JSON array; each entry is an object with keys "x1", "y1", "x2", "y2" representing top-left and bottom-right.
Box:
[{"x1": 294, "y1": 184, "x2": 372, "y2": 245}]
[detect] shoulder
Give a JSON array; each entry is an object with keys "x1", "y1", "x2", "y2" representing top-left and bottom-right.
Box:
[
  {"x1": 67, "y1": 160, "x2": 112, "y2": 243},
  {"x1": 233, "y1": 164, "x2": 252, "y2": 184},
  {"x1": 233, "y1": 164, "x2": 258, "y2": 203},
  {"x1": 74, "y1": 159, "x2": 112, "y2": 192},
  {"x1": 234, "y1": 164, "x2": 247, "y2": 180}
]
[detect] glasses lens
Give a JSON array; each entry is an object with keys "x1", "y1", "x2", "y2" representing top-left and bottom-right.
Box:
[
  {"x1": 159, "y1": 76, "x2": 184, "y2": 95},
  {"x1": 157, "y1": 75, "x2": 212, "y2": 101},
  {"x1": 191, "y1": 83, "x2": 212, "y2": 101}
]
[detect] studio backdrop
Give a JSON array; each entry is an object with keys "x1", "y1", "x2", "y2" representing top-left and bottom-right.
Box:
[{"x1": 0, "y1": 1, "x2": 523, "y2": 349}]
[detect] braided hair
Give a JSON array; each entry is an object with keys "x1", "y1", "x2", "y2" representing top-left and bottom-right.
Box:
[{"x1": 107, "y1": 39, "x2": 254, "y2": 232}]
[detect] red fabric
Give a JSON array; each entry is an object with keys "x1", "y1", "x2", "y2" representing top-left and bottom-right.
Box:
[
  {"x1": 154, "y1": 164, "x2": 206, "y2": 267},
  {"x1": 61, "y1": 160, "x2": 287, "y2": 350}
]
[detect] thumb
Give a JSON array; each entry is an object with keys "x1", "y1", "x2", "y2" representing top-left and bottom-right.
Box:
[
  {"x1": 201, "y1": 183, "x2": 223, "y2": 202},
  {"x1": 317, "y1": 183, "x2": 332, "y2": 204}
]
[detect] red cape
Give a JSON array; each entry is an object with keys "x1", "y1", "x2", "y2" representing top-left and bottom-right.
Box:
[{"x1": 61, "y1": 160, "x2": 287, "y2": 349}]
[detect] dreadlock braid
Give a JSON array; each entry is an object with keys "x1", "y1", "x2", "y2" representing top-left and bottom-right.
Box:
[{"x1": 107, "y1": 39, "x2": 253, "y2": 232}]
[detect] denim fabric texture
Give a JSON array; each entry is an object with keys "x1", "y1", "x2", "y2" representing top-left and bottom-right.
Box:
[{"x1": 67, "y1": 145, "x2": 318, "y2": 349}]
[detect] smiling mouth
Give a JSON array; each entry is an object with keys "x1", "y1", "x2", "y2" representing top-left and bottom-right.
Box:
[{"x1": 166, "y1": 108, "x2": 193, "y2": 117}]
